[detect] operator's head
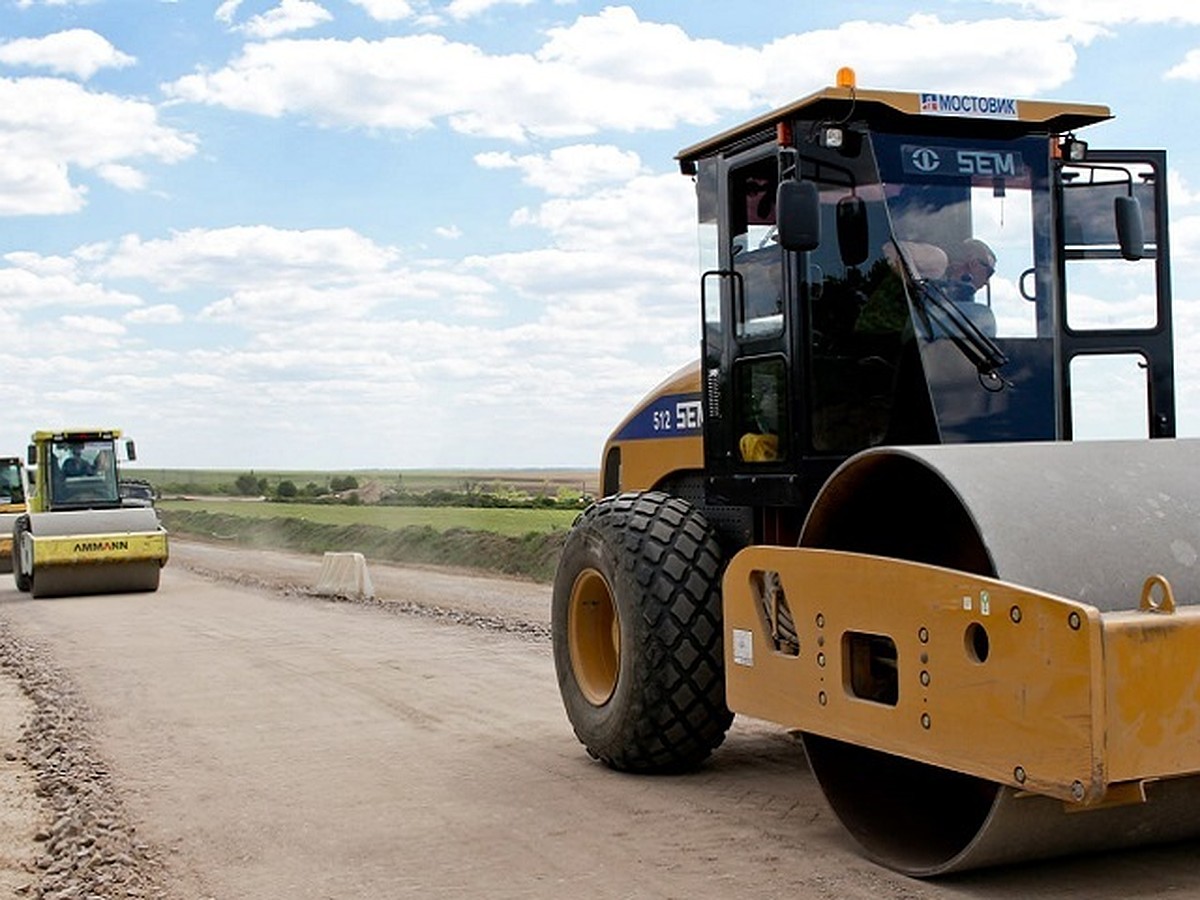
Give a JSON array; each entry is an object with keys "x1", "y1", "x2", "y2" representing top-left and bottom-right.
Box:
[{"x1": 947, "y1": 238, "x2": 996, "y2": 291}]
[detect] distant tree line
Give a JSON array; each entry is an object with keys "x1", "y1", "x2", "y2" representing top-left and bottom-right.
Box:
[{"x1": 158, "y1": 472, "x2": 588, "y2": 509}]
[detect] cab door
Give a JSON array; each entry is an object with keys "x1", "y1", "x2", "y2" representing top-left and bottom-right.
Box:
[{"x1": 1057, "y1": 150, "x2": 1175, "y2": 439}]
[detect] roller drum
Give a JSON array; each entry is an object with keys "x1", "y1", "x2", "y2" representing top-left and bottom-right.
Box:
[
  {"x1": 25, "y1": 507, "x2": 166, "y2": 599},
  {"x1": 0, "y1": 511, "x2": 20, "y2": 573},
  {"x1": 798, "y1": 438, "x2": 1200, "y2": 874}
]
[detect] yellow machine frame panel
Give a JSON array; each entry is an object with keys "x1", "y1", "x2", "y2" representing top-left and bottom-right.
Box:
[
  {"x1": 31, "y1": 531, "x2": 169, "y2": 567},
  {"x1": 723, "y1": 547, "x2": 1200, "y2": 806}
]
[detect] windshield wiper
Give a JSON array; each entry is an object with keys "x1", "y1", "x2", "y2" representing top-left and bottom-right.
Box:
[{"x1": 912, "y1": 278, "x2": 1009, "y2": 381}]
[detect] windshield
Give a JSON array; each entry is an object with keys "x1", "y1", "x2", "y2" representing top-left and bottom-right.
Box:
[
  {"x1": 870, "y1": 132, "x2": 1056, "y2": 442},
  {"x1": 0, "y1": 461, "x2": 23, "y2": 505},
  {"x1": 51, "y1": 439, "x2": 120, "y2": 506},
  {"x1": 874, "y1": 133, "x2": 1047, "y2": 339}
]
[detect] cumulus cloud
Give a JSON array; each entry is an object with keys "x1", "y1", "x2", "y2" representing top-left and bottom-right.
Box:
[
  {"x1": 215, "y1": 0, "x2": 243, "y2": 23},
  {"x1": 0, "y1": 77, "x2": 196, "y2": 214},
  {"x1": 157, "y1": 7, "x2": 748, "y2": 139},
  {"x1": 0, "y1": 29, "x2": 135, "y2": 81},
  {"x1": 162, "y1": 7, "x2": 1106, "y2": 142},
  {"x1": 235, "y1": 0, "x2": 334, "y2": 38},
  {"x1": 125, "y1": 304, "x2": 185, "y2": 325},
  {"x1": 993, "y1": 0, "x2": 1200, "y2": 24},
  {"x1": 0, "y1": 265, "x2": 142, "y2": 311},
  {"x1": 757, "y1": 14, "x2": 1103, "y2": 101},
  {"x1": 13, "y1": 0, "x2": 99, "y2": 7},
  {"x1": 446, "y1": 0, "x2": 533, "y2": 20},
  {"x1": 97, "y1": 225, "x2": 399, "y2": 290},
  {"x1": 475, "y1": 145, "x2": 645, "y2": 196},
  {"x1": 0, "y1": 158, "x2": 700, "y2": 465},
  {"x1": 348, "y1": 0, "x2": 413, "y2": 21},
  {"x1": 1165, "y1": 49, "x2": 1200, "y2": 81},
  {"x1": 60, "y1": 314, "x2": 127, "y2": 336}
]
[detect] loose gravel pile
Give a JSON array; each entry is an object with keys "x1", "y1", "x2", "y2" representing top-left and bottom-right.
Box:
[{"x1": 0, "y1": 621, "x2": 166, "y2": 900}]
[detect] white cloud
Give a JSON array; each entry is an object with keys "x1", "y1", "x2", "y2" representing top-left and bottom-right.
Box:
[
  {"x1": 159, "y1": 7, "x2": 761, "y2": 139},
  {"x1": 994, "y1": 0, "x2": 1200, "y2": 24},
  {"x1": 446, "y1": 0, "x2": 533, "y2": 20},
  {"x1": 215, "y1": 0, "x2": 243, "y2": 24},
  {"x1": 0, "y1": 29, "x2": 136, "y2": 81},
  {"x1": 60, "y1": 314, "x2": 127, "y2": 336},
  {"x1": 0, "y1": 77, "x2": 196, "y2": 214},
  {"x1": 0, "y1": 155, "x2": 85, "y2": 215},
  {"x1": 2, "y1": 251, "x2": 78, "y2": 277},
  {"x1": 0, "y1": 158, "x2": 701, "y2": 466},
  {"x1": 1166, "y1": 49, "x2": 1200, "y2": 81},
  {"x1": 0, "y1": 265, "x2": 142, "y2": 311},
  {"x1": 97, "y1": 225, "x2": 398, "y2": 290},
  {"x1": 162, "y1": 7, "x2": 1107, "y2": 143},
  {"x1": 125, "y1": 304, "x2": 185, "y2": 325},
  {"x1": 14, "y1": 0, "x2": 99, "y2": 6},
  {"x1": 434, "y1": 224, "x2": 463, "y2": 239},
  {"x1": 348, "y1": 0, "x2": 413, "y2": 21},
  {"x1": 96, "y1": 163, "x2": 148, "y2": 191},
  {"x1": 475, "y1": 144, "x2": 645, "y2": 196},
  {"x1": 236, "y1": 0, "x2": 334, "y2": 38},
  {"x1": 1169, "y1": 171, "x2": 1200, "y2": 207},
  {"x1": 756, "y1": 14, "x2": 1103, "y2": 102}
]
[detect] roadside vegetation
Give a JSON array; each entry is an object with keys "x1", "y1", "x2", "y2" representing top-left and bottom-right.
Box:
[{"x1": 142, "y1": 468, "x2": 597, "y2": 583}]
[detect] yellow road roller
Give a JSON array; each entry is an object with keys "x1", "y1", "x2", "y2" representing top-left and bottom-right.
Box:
[
  {"x1": 12, "y1": 429, "x2": 168, "y2": 598},
  {"x1": 552, "y1": 69, "x2": 1200, "y2": 874},
  {"x1": 0, "y1": 456, "x2": 27, "y2": 574}
]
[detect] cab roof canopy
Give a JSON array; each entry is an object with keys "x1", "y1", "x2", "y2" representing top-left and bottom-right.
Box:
[{"x1": 676, "y1": 82, "x2": 1112, "y2": 172}]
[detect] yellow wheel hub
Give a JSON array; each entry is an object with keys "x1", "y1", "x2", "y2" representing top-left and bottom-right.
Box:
[{"x1": 568, "y1": 567, "x2": 620, "y2": 706}]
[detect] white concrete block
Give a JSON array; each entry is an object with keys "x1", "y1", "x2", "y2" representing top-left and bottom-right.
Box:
[{"x1": 314, "y1": 551, "x2": 375, "y2": 600}]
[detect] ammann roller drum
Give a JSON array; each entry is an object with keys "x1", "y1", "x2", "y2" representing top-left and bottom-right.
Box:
[
  {"x1": 0, "y1": 456, "x2": 27, "y2": 575},
  {"x1": 13, "y1": 430, "x2": 168, "y2": 598}
]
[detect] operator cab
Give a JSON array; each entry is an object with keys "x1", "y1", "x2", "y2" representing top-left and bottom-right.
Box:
[
  {"x1": 681, "y1": 69, "x2": 1175, "y2": 509},
  {"x1": 32, "y1": 431, "x2": 137, "y2": 511}
]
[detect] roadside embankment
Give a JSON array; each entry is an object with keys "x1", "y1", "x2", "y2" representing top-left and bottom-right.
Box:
[{"x1": 158, "y1": 508, "x2": 569, "y2": 583}]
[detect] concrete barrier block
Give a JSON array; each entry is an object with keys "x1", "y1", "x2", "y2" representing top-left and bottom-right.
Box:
[{"x1": 314, "y1": 551, "x2": 375, "y2": 600}]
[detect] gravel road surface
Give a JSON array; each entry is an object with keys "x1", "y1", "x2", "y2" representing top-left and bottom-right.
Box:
[{"x1": 1, "y1": 540, "x2": 1199, "y2": 899}]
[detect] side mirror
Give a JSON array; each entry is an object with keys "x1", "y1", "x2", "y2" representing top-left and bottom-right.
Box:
[
  {"x1": 125, "y1": 440, "x2": 137, "y2": 462},
  {"x1": 776, "y1": 180, "x2": 821, "y2": 252},
  {"x1": 1115, "y1": 195, "x2": 1144, "y2": 261},
  {"x1": 26, "y1": 445, "x2": 35, "y2": 466},
  {"x1": 836, "y1": 195, "x2": 868, "y2": 267}
]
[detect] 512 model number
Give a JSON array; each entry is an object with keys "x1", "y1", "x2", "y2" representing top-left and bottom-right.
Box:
[{"x1": 653, "y1": 400, "x2": 703, "y2": 433}]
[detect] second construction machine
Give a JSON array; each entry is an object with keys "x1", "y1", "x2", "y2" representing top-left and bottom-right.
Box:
[
  {"x1": 12, "y1": 429, "x2": 169, "y2": 598},
  {"x1": 0, "y1": 456, "x2": 26, "y2": 574},
  {"x1": 552, "y1": 69, "x2": 1200, "y2": 875}
]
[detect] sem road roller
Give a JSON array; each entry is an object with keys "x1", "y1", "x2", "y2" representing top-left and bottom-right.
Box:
[
  {"x1": 552, "y1": 69, "x2": 1200, "y2": 875},
  {"x1": 12, "y1": 429, "x2": 168, "y2": 598}
]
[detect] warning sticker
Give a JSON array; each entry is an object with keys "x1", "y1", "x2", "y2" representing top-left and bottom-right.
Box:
[{"x1": 732, "y1": 628, "x2": 754, "y2": 667}]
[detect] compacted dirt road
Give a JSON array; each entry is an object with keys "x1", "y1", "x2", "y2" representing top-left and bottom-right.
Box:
[{"x1": 2, "y1": 541, "x2": 1200, "y2": 899}]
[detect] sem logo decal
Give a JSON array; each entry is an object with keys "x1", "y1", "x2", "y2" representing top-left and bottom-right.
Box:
[
  {"x1": 614, "y1": 392, "x2": 703, "y2": 441},
  {"x1": 909, "y1": 147, "x2": 941, "y2": 173}
]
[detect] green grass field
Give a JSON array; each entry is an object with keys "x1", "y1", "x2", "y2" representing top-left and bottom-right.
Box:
[
  {"x1": 157, "y1": 499, "x2": 579, "y2": 536},
  {"x1": 138, "y1": 468, "x2": 598, "y2": 497}
]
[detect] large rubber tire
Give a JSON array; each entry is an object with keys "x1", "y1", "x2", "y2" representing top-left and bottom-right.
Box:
[
  {"x1": 552, "y1": 491, "x2": 733, "y2": 773},
  {"x1": 12, "y1": 515, "x2": 30, "y2": 593}
]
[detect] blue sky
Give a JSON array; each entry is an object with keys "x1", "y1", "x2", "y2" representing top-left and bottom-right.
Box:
[{"x1": 2, "y1": 0, "x2": 1199, "y2": 469}]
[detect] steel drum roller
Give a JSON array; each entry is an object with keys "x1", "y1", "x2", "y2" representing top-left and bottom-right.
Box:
[
  {"x1": 25, "y1": 507, "x2": 165, "y2": 598},
  {"x1": 798, "y1": 439, "x2": 1200, "y2": 875}
]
